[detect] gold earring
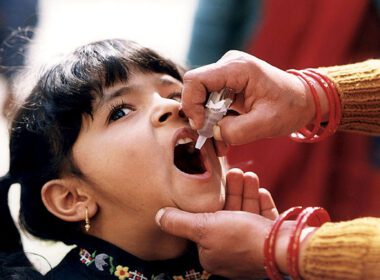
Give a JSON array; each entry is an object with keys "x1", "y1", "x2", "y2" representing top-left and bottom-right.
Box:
[{"x1": 85, "y1": 207, "x2": 90, "y2": 232}]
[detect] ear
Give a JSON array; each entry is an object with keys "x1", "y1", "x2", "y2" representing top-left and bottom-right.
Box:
[{"x1": 41, "y1": 178, "x2": 97, "y2": 222}]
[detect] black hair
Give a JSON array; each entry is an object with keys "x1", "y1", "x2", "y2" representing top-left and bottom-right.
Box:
[{"x1": 0, "y1": 39, "x2": 183, "y2": 275}]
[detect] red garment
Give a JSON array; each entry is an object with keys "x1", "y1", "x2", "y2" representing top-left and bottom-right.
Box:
[{"x1": 227, "y1": 0, "x2": 380, "y2": 220}]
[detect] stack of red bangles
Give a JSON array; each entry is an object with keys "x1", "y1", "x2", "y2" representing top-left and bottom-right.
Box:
[
  {"x1": 286, "y1": 69, "x2": 341, "y2": 142},
  {"x1": 264, "y1": 206, "x2": 331, "y2": 280}
]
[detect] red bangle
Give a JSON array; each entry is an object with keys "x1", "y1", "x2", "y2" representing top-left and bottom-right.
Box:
[
  {"x1": 264, "y1": 206, "x2": 303, "y2": 280},
  {"x1": 287, "y1": 68, "x2": 341, "y2": 142},
  {"x1": 305, "y1": 69, "x2": 341, "y2": 136},
  {"x1": 302, "y1": 70, "x2": 335, "y2": 141},
  {"x1": 287, "y1": 70, "x2": 322, "y2": 142},
  {"x1": 287, "y1": 207, "x2": 331, "y2": 280}
]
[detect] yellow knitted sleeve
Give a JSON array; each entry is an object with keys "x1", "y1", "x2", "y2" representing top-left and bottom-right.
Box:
[
  {"x1": 301, "y1": 217, "x2": 380, "y2": 280},
  {"x1": 318, "y1": 59, "x2": 380, "y2": 135}
]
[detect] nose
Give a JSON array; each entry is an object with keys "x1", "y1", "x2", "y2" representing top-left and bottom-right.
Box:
[{"x1": 151, "y1": 97, "x2": 187, "y2": 127}]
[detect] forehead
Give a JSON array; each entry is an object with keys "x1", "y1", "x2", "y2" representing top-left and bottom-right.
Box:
[
  {"x1": 92, "y1": 72, "x2": 182, "y2": 112},
  {"x1": 103, "y1": 72, "x2": 182, "y2": 98}
]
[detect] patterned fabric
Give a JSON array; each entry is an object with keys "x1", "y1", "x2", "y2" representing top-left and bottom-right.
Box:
[
  {"x1": 44, "y1": 235, "x2": 226, "y2": 280},
  {"x1": 78, "y1": 248, "x2": 212, "y2": 280}
]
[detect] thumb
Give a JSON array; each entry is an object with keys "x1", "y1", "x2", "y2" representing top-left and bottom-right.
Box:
[{"x1": 155, "y1": 207, "x2": 209, "y2": 243}]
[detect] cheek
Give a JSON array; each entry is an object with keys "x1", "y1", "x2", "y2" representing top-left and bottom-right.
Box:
[
  {"x1": 75, "y1": 123, "x2": 145, "y2": 169},
  {"x1": 87, "y1": 144, "x2": 149, "y2": 185},
  {"x1": 74, "y1": 129, "x2": 170, "y2": 191},
  {"x1": 73, "y1": 123, "x2": 176, "y2": 209}
]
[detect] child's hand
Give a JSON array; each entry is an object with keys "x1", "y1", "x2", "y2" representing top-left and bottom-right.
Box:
[{"x1": 224, "y1": 168, "x2": 278, "y2": 220}]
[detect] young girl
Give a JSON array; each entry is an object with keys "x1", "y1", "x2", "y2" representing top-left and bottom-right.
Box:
[{"x1": 0, "y1": 39, "x2": 270, "y2": 279}]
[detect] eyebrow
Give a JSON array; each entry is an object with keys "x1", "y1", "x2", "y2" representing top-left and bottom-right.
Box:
[
  {"x1": 94, "y1": 85, "x2": 136, "y2": 113},
  {"x1": 93, "y1": 75, "x2": 181, "y2": 113},
  {"x1": 159, "y1": 76, "x2": 180, "y2": 86},
  {"x1": 104, "y1": 85, "x2": 136, "y2": 102},
  {"x1": 102, "y1": 76, "x2": 177, "y2": 104}
]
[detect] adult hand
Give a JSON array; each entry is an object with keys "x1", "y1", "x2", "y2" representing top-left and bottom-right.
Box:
[
  {"x1": 155, "y1": 169, "x2": 279, "y2": 279},
  {"x1": 182, "y1": 51, "x2": 328, "y2": 145},
  {"x1": 157, "y1": 210, "x2": 272, "y2": 279}
]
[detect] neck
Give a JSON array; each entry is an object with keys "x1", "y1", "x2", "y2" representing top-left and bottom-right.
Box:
[{"x1": 89, "y1": 210, "x2": 190, "y2": 260}]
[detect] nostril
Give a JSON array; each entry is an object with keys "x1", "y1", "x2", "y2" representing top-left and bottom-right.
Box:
[
  {"x1": 159, "y1": 112, "x2": 172, "y2": 123},
  {"x1": 178, "y1": 109, "x2": 186, "y2": 119}
]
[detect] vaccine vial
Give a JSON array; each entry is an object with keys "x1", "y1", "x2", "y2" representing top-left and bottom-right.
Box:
[{"x1": 195, "y1": 88, "x2": 234, "y2": 149}]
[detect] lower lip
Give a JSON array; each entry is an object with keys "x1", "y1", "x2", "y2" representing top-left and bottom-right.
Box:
[{"x1": 175, "y1": 168, "x2": 212, "y2": 180}]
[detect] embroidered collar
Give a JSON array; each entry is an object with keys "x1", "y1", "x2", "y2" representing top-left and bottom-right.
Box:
[{"x1": 76, "y1": 236, "x2": 212, "y2": 280}]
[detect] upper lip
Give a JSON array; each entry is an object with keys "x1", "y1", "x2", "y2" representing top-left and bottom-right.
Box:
[{"x1": 171, "y1": 127, "x2": 198, "y2": 150}]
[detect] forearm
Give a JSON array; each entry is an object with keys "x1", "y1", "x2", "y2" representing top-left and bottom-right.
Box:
[
  {"x1": 319, "y1": 59, "x2": 380, "y2": 135},
  {"x1": 299, "y1": 217, "x2": 380, "y2": 280}
]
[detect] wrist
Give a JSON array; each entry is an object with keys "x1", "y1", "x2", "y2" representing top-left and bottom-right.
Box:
[
  {"x1": 298, "y1": 227, "x2": 318, "y2": 277},
  {"x1": 264, "y1": 207, "x2": 330, "y2": 280},
  {"x1": 287, "y1": 69, "x2": 341, "y2": 143},
  {"x1": 300, "y1": 71, "x2": 330, "y2": 124},
  {"x1": 274, "y1": 224, "x2": 317, "y2": 275},
  {"x1": 313, "y1": 82, "x2": 329, "y2": 123},
  {"x1": 289, "y1": 73, "x2": 315, "y2": 127},
  {"x1": 274, "y1": 221, "x2": 295, "y2": 274}
]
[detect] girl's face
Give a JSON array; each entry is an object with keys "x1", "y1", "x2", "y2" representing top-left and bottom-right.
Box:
[{"x1": 72, "y1": 71, "x2": 224, "y2": 228}]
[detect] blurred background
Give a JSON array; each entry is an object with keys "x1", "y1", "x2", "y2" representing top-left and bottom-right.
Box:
[{"x1": 1, "y1": 0, "x2": 380, "y2": 274}]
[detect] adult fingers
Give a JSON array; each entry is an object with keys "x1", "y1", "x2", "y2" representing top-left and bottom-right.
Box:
[
  {"x1": 259, "y1": 188, "x2": 279, "y2": 220},
  {"x1": 242, "y1": 172, "x2": 260, "y2": 213},
  {"x1": 218, "y1": 105, "x2": 281, "y2": 145},
  {"x1": 217, "y1": 50, "x2": 251, "y2": 63},
  {"x1": 155, "y1": 207, "x2": 212, "y2": 243},
  {"x1": 224, "y1": 168, "x2": 244, "y2": 210},
  {"x1": 182, "y1": 61, "x2": 251, "y2": 129}
]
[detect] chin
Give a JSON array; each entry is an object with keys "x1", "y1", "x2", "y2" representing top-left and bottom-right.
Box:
[
  {"x1": 180, "y1": 190, "x2": 225, "y2": 213},
  {"x1": 171, "y1": 128, "x2": 226, "y2": 213}
]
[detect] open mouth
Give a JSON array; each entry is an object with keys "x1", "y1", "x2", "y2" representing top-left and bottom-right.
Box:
[{"x1": 173, "y1": 137, "x2": 207, "y2": 175}]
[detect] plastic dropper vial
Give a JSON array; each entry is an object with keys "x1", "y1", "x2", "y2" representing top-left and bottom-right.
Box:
[{"x1": 195, "y1": 88, "x2": 235, "y2": 149}]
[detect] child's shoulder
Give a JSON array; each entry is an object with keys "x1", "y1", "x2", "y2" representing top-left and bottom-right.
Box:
[
  {"x1": 0, "y1": 252, "x2": 43, "y2": 280},
  {"x1": 44, "y1": 248, "x2": 91, "y2": 280}
]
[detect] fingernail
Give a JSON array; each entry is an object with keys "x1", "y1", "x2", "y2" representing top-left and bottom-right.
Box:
[
  {"x1": 155, "y1": 208, "x2": 166, "y2": 226},
  {"x1": 189, "y1": 119, "x2": 196, "y2": 130},
  {"x1": 213, "y1": 125, "x2": 223, "y2": 141}
]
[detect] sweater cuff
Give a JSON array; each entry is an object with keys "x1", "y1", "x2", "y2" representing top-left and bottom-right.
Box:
[
  {"x1": 319, "y1": 59, "x2": 380, "y2": 135},
  {"x1": 302, "y1": 217, "x2": 380, "y2": 280}
]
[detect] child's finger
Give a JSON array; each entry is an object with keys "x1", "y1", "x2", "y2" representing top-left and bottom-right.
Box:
[
  {"x1": 259, "y1": 188, "x2": 279, "y2": 220},
  {"x1": 241, "y1": 172, "x2": 260, "y2": 213},
  {"x1": 224, "y1": 168, "x2": 244, "y2": 210}
]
